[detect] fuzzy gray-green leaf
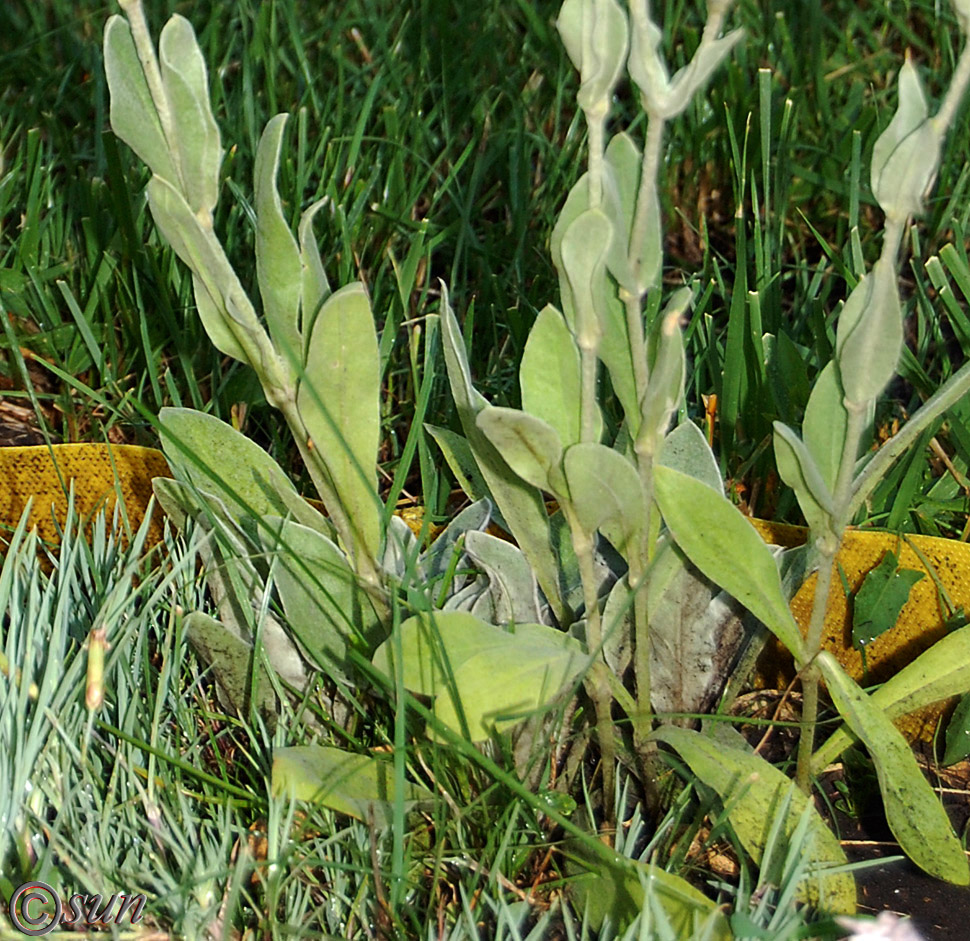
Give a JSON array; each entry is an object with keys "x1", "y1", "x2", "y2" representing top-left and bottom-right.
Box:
[
  {"x1": 653, "y1": 464, "x2": 804, "y2": 660},
  {"x1": 158, "y1": 15, "x2": 221, "y2": 215},
  {"x1": 772, "y1": 421, "x2": 835, "y2": 533},
  {"x1": 254, "y1": 114, "x2": 302, "y2": 371},
  {"x1": 299, "y1": 282, "x2": 382, "y2": 561},
  {"x1": 520, "y1": 304, "x2": 583, "y2": 448},
  {"x1": 803, "y1": 361, "x2": 848, "y2": 493},
  {"x1": 657, "y1": 421, "x2": 722, "y2": 492},
  {"x1": 556, "y1": 0, "x2": 629, "y2": 115},
  {"x1": 475, "y1": 406, "x2": 564, "y2": 494},
  {"x1": 298, "y1": 198, "x2": 332, "y2": 345},
  {"x1": 104, "y1": 16, "x2": 179, "y2": 186}
]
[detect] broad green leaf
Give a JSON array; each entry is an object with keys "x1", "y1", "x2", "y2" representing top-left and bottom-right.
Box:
[
  {"x1": 556, "y1": 0, "x2": 629, "y2": 114},
  {"x1": 184, "y1": 611, "x2": 277, "y2": 720},
  {"x1": 158, "y1": 15, "x2": 221, "y2": 215},
  {"x1": 653, "y1": 464, "x2": 805, "y2": 660},
  {"x1": 463, "y1": 530, "x2": 543, "y2": 625},
  {"x1": 103, "y1": 16, "x2": 179, "y2": 186},
  {"x1": 816, "y1": 652, "x2": 969, "y2": 885},
  {"x1": 652, "y1": 725, "x2": 855, "y2": 913},
  {"x1": 372, "y1": 611, "x2": 586, "y2": 741},
  {"x1": 299, "y1": 282, "x2": 382, "y2": 561},
  {"x1": 565, "y1": 840, "x2": 731, "y2": 937},
  {"x1": 424, "y1": 425, "x2": 489, "y2": 503},
  {"x1": 772, "y1": 421, "x2": 835, "y2": 533},
  {"x1": 835, "y1": 260, "x2": 903, "y2": 406},
  {"x1": 814, "y1": 624, "x2": 970, "y2": 772},
  {"x1": 158, "y1": 407, "x2": 304, "y2": 524},
  {"x1": 261, "y1": 517, "x2": 382, "y2": 681},
  {"x1": 298, "y1": 197, "x2": 332, "y2": 344},
  {"x1": 476, "y1": 406, "x2": 564, "y2": 494},
  {"x1": 562, "y1": 442, "x2": 644, "y2": 554},
  {"x1": 520, "y1": 304, "x2": 583, "y2": 447},
  {"x1": 254, "y1": 114, "x2": 302, "y2": 371},
  {"x1": 851, "y1": 550, "x2": 923, "y2": 650},
  {"x1": 272, "y1": 745, "x2": 433, "y2": 826},
  {"x1": 803, "y1": 361, "x2": 848, "y2": 492},
  {"x1": 657, "y1": 421, "x2": 722, "y2": 492},
  {"x1": 560, "y1": 208, "x2": 612, "y2": 354},
  {"x1": 871, "y1": 57, "x2": 940, "y2": 219}
]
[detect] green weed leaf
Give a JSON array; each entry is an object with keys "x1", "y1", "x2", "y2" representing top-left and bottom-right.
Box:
[
  {"x1": 944, "y1": 693, "x2": 970, "y2": 766},
  {"x1": 851, "y1": 550, "x2": 923, "y2": 650},
  {"x1": 816, "y1": 652, "x2": 969, "y2": 885},
  {"x1": 653, "y1": 464, "x2": 805, "y2": 660}
]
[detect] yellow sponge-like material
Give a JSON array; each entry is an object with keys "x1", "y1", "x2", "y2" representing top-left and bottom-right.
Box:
[
  {"x1": 0, "y1": 444, "x2": 172, "y2": 552},
  {"x1": 750, "y1": 518, "x2": 970, "y2": 742}
]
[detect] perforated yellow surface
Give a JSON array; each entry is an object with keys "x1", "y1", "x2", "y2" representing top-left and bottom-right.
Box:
[
  {"x1": 750, "y1": 518, "x2": 970, "y2": 742},
  {"x1": 0, "y1": 444, "x2": 172, "y2": 551}
]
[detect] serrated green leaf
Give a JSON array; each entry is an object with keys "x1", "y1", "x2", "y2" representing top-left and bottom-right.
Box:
[
  {"x1": 299, "y1": 282, "x2": 382, "y2": 561},
  {"x1": 159, "y1": 15, "x2": 221, "y2": 215},
  {"x1": 652, "y1": 725, "x2": 855, "y2": 913},
  {"x1": 272, "y1": 745, "x2": 434, "y2": 825},
  {"x1": 372, "y1": 611, "x2": 586, "y2": 741},
  {"x1": 520, "y1": 304, "x2": 583, "y2": 448},
  {"x1": 653, "y1": 464, "x2": 804, "y2": 659},
  {"x1": 254, "y1": 113, "x2": 302, "y2": 370},
  {"x1": 816, "y1": 652, "x2": 969, "y2": 885},
  {"x1": 103, "y1": 16, "x2": 179, "y2": 186},
  {"x1": 851, "y1": 550, "x2": 923, "y2": 650}
]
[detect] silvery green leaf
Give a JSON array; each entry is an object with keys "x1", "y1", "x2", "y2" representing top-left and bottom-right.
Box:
[
  {"x1": 871, "y1": 57, "x2": 941, "y2": 220},
  {"x1": 439, "y1": 287, "x2": 566, "y2": 622},
  {"x1": 159, "y1": 15, "x2": 221, "y2": 215},
  {"x1": 147, "y1": 175, "x2": 260, "y2": 364},
  {"x1": 442, "y1": 576, "x2": 490, "y2": 613},
  {"x1": 562, "y1": 443, "x2": 644, "y2": 555},
  {"x1": 381, "y1": 514, "x2": 418, "y2": 581},
  {"x1": 298, "y1": 197, "x2": 332, "y2": 346},
  {"x1": 254, "y1": 114, "x2": 302, "y2": 372},
  {"x1": 158, "y1": 407, "x2": 305, "y2": 528},
  {"x1": 600, "y1": 575, "x2": 634, "y2": 674},
  {"x1": 464, "y1": 530, "x2": 544, "y2": 626},
  {"x1": 639, "y1": 288, "x2": 689, "y2": 455},
  {"x1": 803, "y1": 362, "x2": 847, "y2": 493},
  {"x1": 560, "y1": 208, "x2": 612, "y2": 356},
  {"x1": 658, "y1": 420, "x2": 722, "y2": 493},
  {"x1": 953, "y1": 0, "x2": 970, "y2": 32},
  {"x1": 300, "y1": 282, "x2": 382, "y2": 562},
  {"x1": 647, "y1": 540, "x2": 746, "y2": 725},
  {"x1": 835, "y1": 261, "x2": 903, "y2": 406},
  {"x1": 627, "y1": 13, "x2": 672, "y2": 114},
  {"x1": 600, "y1": 133, "x2": 644, "y2": 292},
  {"x1": 556, "y1": 0, "x2": 629, "y2": 115},
  {"x1": 419, "y1": 498, "x2": 492, "y2": 582},
  {"x1": 654, "y1": 464, "x2": 805, "y2": 660},
  {"x1": 104, "y1": 16, "x2": 179, "y2": 185},
  {"x1": 772, "y1": 422, "x2": 835, "y2": 532},
  {"x1": 520, "y1": 304, "x2": 583, "y2": 448},
  {"x1": 261, "y1": 516, "x2": 382, "y2": 681},
  {"x1": 476, "y1": 406, "x2": 564, "y2": 494},
  {"x1": 665, "y1": 30, "x2": 744, "y2": 117}
]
